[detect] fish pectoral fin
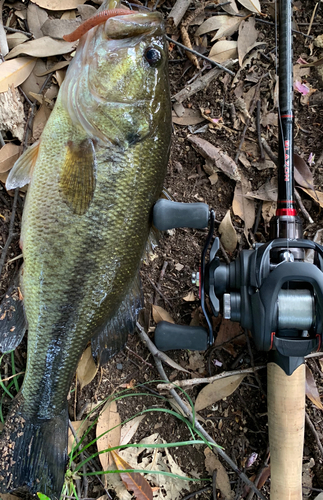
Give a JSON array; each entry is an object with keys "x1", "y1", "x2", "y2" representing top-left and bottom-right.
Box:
[
  {"x1": 6, "y1": 140, "x2": 40, "y2": 190},
  {"x1": 0, "y1": 270, "x2": 27, "y2": 353},
  {"x1": 0, "y1": 394, "x2": 68, "y2": 499},
  {"x1": 59, "y1": 137, "x2": 96, "y2": 216},
  {"x1": 91, "y1": 276, "x2": 143, "y2": 366}
]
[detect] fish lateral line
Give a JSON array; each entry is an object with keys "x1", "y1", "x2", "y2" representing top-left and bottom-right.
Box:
[{"x1": 63, "y1": 8, "x2": 135, "y2": 42}]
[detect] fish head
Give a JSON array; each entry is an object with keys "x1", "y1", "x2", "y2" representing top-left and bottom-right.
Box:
[{"x1": 61, "y1": 10, "x2": 170, "y2": 148}]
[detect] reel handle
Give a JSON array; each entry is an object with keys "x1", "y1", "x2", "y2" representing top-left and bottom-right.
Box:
[
  {"x1": 267, "y1": 362, "x2": 305, "y2": 500},
  {"x1": 154, "y1": 321, "x2": 208, "y2": 351},
  {"x1": 153, "y1": 199, "x2": 209, "y2": 231}
]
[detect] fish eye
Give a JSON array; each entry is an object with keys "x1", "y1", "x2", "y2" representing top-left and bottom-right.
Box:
[{"x1": 144, "y1": 47, "x2": 162, "y2": 67}]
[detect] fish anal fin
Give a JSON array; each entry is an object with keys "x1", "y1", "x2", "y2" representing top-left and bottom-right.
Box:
[
  {"x1": 6, "y1": 141, "x2": 40, "y2": 190},
  {"x1": 59, "y1": 138, "x2": 96, "y2": 216},
  {"x1": 91, "y1": 276, "x2": 143, "y2": 366},
  {"x1": 0, "y1": 270, "x2": 27, "y2": 353},
  {"x1": 0, "y1": 394, "x2": 68, "y2": 500}
]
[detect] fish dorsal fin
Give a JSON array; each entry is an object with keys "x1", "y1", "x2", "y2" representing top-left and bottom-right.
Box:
[
  {"x1": 6, "y1": 140, "x2": 40, "y2": 190},
  {"x1": 59, "y1": 138, "x2": 96, "y2": 216}
]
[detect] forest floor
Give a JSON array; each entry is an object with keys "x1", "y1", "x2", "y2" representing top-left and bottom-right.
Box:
[{"x1": 1, "y1": 0, "x2": 323, "y2": 499}]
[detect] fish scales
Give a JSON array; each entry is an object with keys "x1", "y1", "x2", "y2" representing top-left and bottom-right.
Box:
[{"x1": 0, "y1": 4, "x2": 171, "y2": 498}]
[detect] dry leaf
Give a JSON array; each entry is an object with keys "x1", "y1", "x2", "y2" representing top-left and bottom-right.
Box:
[
  {"x1": 204, "y1": 448, "x2": 234, "y2": 500},
  {"x1": 246, "y1": 177, "x2": 278, "y2": 202},
  {"x1": 305, "y1": 365, "x2": 323, "y2": 410},
  {"x1": 214, "y1": 319, "x2": 244, "y2": 347},
  {"x1": 238, "y1": 17, "x2": 258, "y2": 66},
  {"x1": 30, "y1": 0, "x2": 86, "y2": 9},
  {"x1": 209, "y1": 40, "x2": 238, "y2": 64},
  {"x1": 6, "y1": 33, "x2": 29, "y2": 49},
  {"x1": 41, "y1": 19, "x2": 82, "y2": 40},
  {"x1": 262, "y1": 201, "x2": 276, "y2": 224},
  {"x1": 188, "y1": 136, "x2": 240, "y2": 181},
  {"x1": 97, "y1": 400, "x2": 121, "y2": 477},
  {"x1": 32, "y1": 104, "x2": 51, "y2": 141},
  {"x1": 195, "y1": 16, "x2": 243, "y2": 41},
  {"x1": 36, "y1": 60, "x2": 70, "y2": 76},
  {"x1": 195, "y1": 373, "x2": 246, "y2": 411},
  {"x1": 237, "y1": 0, "x2": 261, "y2": 13},
  {"x1": 0, "y1": 87, "x2": 26, "y2": 141},
  {"x1": 172, "y1": 109, "x2": 205, "y2": 126},
  {"x1": 183, "y1": 291, "x2": 196, "y2": 302},
  {"x1": 120, "y1": 415, "x2": 145, "y2": 447},
  {"x1": 0, "y1": 57, "x2": 36, "y2": 93},
  {"x1": 152, "y1": 305, "x2": 175, "y2": 324},
  {"x1": 232, "y1": 172, "x2": 255, "y2": 240},
  {"x1": 188, "y1": 351, "x2": 205, "y2": 372},
  {"x1": 222, "y1": 0, "x2": 239, "y2": 15},
  {"x1": 55, "y1": 69, "x2": 66, "y2": 87},
  {"x1": 0, "y1": 144, "x2": 20, "y2": 173},
  {"x1": 27, "y1": 3, "x2": 49, "y2": 39},
  {"x1": 77, "y1": 5, "x2": 97, "y2": 20},
  {"x1": 294, "y1": 154, "x2": 315, "y2": 191},
  {"x1": 0, "y1": 494, "x2": 21, "y2": 500},
  {"x1": 20, "y1": 58, "x2": 47, "y2": 102},
  {"x1": 300, "y1": 188, "x2": 323, "y2": 208},
  {"x1": 219, "y1": 211, "x2": 238, "y2": 253},
  {"x1": 5, "y1": 37, "x2": 77, "y2": 60},
  {"x1": 111, "y1": 449, "x2": 153, "y2": 500},
  {"x1": 76, "y1": 345, "x2": 98, "y2": 390},
  {"x1": 68, "y1": 420, "x2": 91, "y2": 454}
]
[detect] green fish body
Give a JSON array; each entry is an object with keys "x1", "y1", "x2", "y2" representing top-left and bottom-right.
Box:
[{"x1": 0, "y1": 6, "x2": 170, "y2": 498}]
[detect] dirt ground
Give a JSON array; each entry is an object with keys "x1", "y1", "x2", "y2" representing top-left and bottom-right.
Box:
[{"x1": 1, "y1": 0, "x2": 323, "y2": 499}]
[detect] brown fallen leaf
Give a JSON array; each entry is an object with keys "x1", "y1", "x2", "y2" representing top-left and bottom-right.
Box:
[
  {"x1": 27, "y1": 2, "x2": 49, "y2": 39},
  {"x1": 305, "y1": 365, "x2": 323, "y2": 410},
  {"x1": 246, "y1": 177, "x2": 278, "y2": 202},
  {"x1": 32, "y1": 104, "x2": 51, "y2": 141},
  {"x1": 172, "y1": 109, "x2": 205, "y2": 126},
  {"x1": 5, "y1": 37, "x2": 77, "y2": 60},
  {"x1": 36, "y1": 60, "x2": 70, "y2": 76},
  {"x1": 209, "y1": 40, "x2": 238, "y2": 64},
  {"x1": 111, "y1": 449, "x2": 153, "y2": 500},
  {"x1": 195, "y1": 373, "x2": 246, "y2": 411},
  {"x1": 232, "y1": 172, "x2": 255, "y2": 240},
  {"x1": 20, "y1": 58, "x2": 48, "y2": 103},
  {"x1": 97, "y1": 400, "x2": 121, "y2": 479},
  {"x1": 68, "y1": 420, "x2": 91, "y2": 454},
  {"x1": 222, "y1": 0, "x2": 239, "y2": 15},
  {"x1": 6, "y1": 33, "x2": 29, "y2": 49},
  {"x1": 152, "y1": 304, "x2": 175, "y2": 324},
  {"x1": 219, "y1": 210, "x2": 238, "y2": 253},
  {"x1": 214, "y1": 319, "x2": 244, "y2": 347},
  {"x1": 238, "y1": 17, "x2": 258, "y2": 66},
  {"x1": 183, "y1": 291, "x2": 196, "y2": 302},
  {"x1": 0, "y1": 57, "x2": 36, "y2": 93},
  {"x1": 300, "y1": 188, "x2": 323, "y2": 208},
  {"x1": 0, "y1": 494, "x2": 21, "y2": 500},
  {"x1": 262, "y1": 201, "x2": 276, "y2": 225},
  {"x1": 237, "y1": 0, "x2": 261, "y2": 13},
  {"x1": 294, "y1": 154, "x2": 315, "y2": 191},
  {"x1": 41, "y1": 19, "x2": 82, "y2": 40},
  {"x1": 195, "y1": 15, "x2": 244, "y2": 41},
  {"x1": 0, "y1": 144, "x2": 20, "y2": 173},
  {"x1": 76, "y1": 345, "x2": 98, "y2": 390},
  {"x1": 30, "y1": 0, "x2": 86, "y2": 9},
  {"x1": 120, "y1": 415, "x2": 145, "y2": 447},
  {"x1": 204, "y1": 448, "x2": 234, "y2": 500},
  {"x1": 188, "y1": 135, "x2": 240, "y2": 181}
]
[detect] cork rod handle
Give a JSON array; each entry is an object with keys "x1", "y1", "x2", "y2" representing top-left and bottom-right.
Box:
[{"x1": 267, "y1": 362, "x2": 305, "y2": 500}]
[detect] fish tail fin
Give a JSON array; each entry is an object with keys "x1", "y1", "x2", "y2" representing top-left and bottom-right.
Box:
[{"x1": 0, "y1": 395, "x2": 68, "y2": 500}]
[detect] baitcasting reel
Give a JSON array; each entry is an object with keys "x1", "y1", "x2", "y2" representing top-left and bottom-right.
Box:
[{"x1": 152, "y1": 199, "x2": 323, "y2": 375}]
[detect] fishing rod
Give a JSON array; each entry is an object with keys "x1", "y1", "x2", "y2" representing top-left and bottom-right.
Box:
[{"x1": 152, "y1": 0, "x2": 323, "y2": 497}]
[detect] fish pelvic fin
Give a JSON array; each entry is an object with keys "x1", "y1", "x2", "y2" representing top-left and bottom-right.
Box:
[
  {"x1": 6, "y1": 140, "x2": 40, "y2": 190},
  {"x1": 0, "y1": 269, "x2": 27, "y2": 353},
  {"x1": 59, "y1": 137, "x2": 96, "y2": 216},
  {"x1": 91, "y1": 275, "x2": 143, "y2": 366},
  {"x1": 0, "y1": 395, "x2": 68, "y2": 500}
]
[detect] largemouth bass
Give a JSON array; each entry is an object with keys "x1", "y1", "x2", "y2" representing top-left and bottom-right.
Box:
[{"x1": 0, "y1": 3, "x2": 171, "y2": 498}]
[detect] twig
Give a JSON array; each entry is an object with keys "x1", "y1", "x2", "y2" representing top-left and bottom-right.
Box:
[
  {"x1": 305, "y1": 352, "x2": 323, "y2": 359},
  {"x1": 179, "y1": 25, "x2": 200, "y2": 69},
  {"x1": 125, "y1": 345, "x2": 154, "y2": 368},
  {"x1": 136, "y1": 322, "x2": 267, "y2": 500},
  {"x1": 235, "y1": 84, "x2": 261, "y2": 164},
  {"x1": 149, "y1": 276, "x2": 172, "y2": 307},
  {"x1": 4, "y1": 26, "x2": 32, "y2": 36},
  {"x1": 69, "y1": 421, "x2": 89, "y2": 498},
  {"x1": 166, "y1": 36, "x2": 235, "y2": 77},
  {"x1": 255, "y1": 17, "x2": 313, "y2": 38},
  {"x1": 0, "y1": 371, "x2": 25, "y2": 382},
  {"x1": 294, "y1": 189, "x2": 314, "y2": 224},
  {"x1": 181, "y1": 485, "x2": 212, "y2": 499},
  {"x1": 261, "y1": 138, "x2": 278, "y2": 165},
  {"x1": 157, "y1": 365, "x2": 265, "y2": 391},
  {"x1": 0, "y1": 189, "x2": 19, "y2": 278},
  {"x1": 256, "y1": 100, "x2": 265, "y2": 161},
  {"x1": 305, "y1": 412, "x2": 323, "y2": 458}
]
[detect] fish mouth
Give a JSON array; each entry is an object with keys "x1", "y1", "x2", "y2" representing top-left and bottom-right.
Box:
[{"x1": 104, "y1": 12, "x2": 165, "y2": 39}]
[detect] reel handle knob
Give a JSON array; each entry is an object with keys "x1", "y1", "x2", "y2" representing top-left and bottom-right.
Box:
[
  {"x1": 154, "y1": 321, "x2": 208, "y2": 351},
  {"x1": 153, "y1": 199, "x2": 209, "y2": 231}
]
